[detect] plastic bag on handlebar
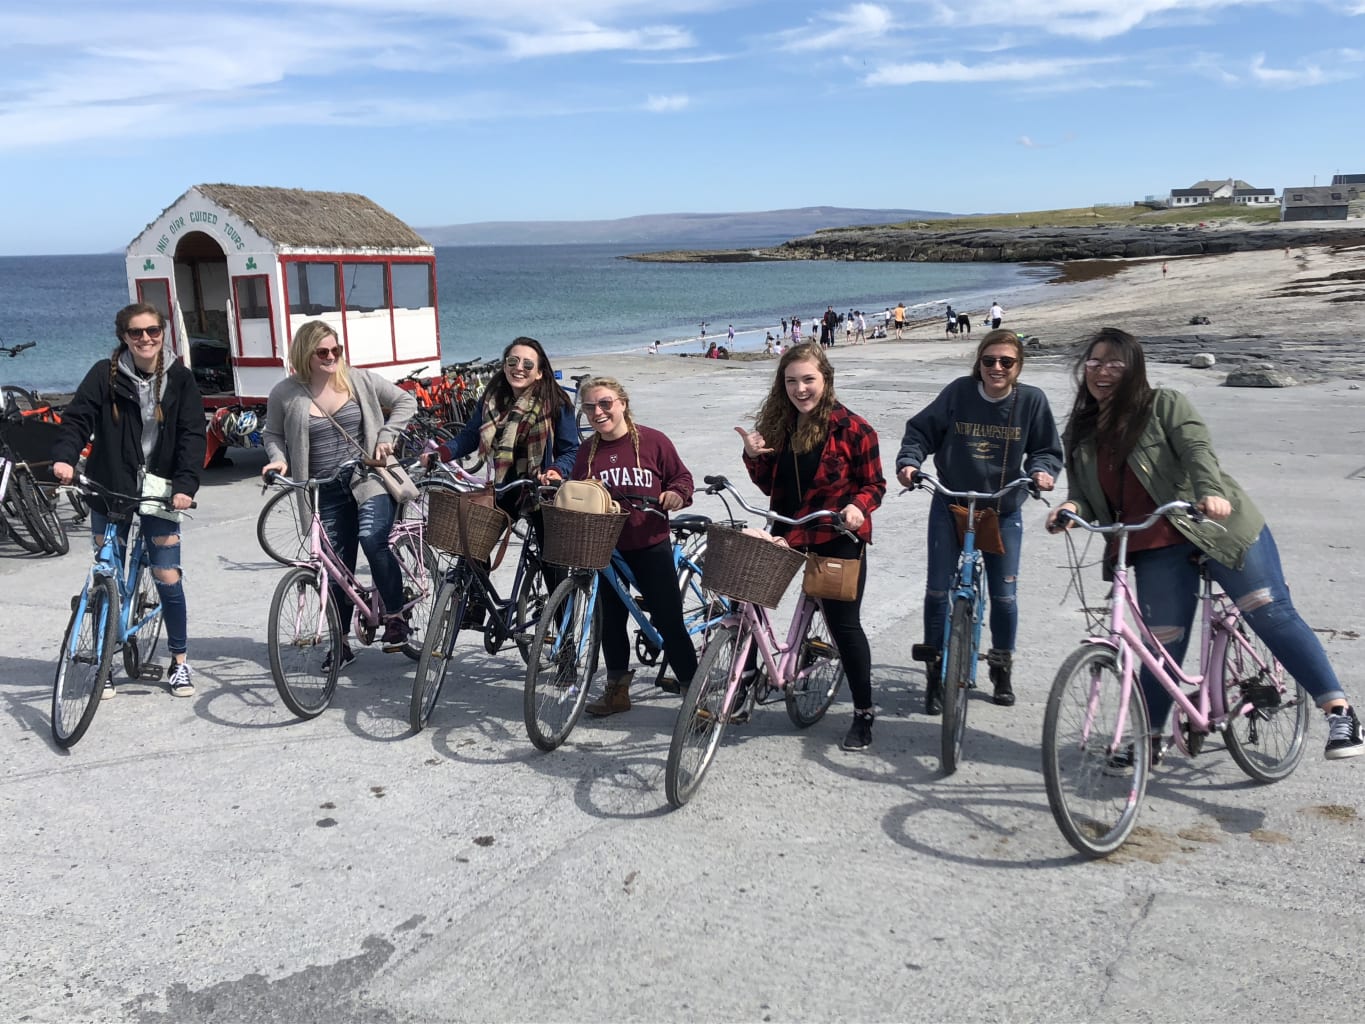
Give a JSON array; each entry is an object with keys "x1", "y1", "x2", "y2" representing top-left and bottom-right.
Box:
[{"x1": 139, "y1": 471, "x2": 183, "y2": 522}]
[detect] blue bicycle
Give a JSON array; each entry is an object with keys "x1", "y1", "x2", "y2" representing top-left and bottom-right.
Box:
[
  {"x1": 51, "y1": 476, "x2": 191, "y2": 748},
  {"x1": 908, "y1": 471, "x2": 1039, "y2": 775},
  {"x1": 522, "y1": 498, "x2": 732, "y2": 751}
]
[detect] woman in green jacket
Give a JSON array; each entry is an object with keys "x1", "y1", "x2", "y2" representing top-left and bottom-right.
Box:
[{"x1": 1047, "y1": 328, "x2": 1361, "y2": 761}]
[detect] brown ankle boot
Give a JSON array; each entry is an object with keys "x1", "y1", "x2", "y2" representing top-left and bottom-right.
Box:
[{"x1": 586, "y1": 671, "x2": 634, "y2": 717}]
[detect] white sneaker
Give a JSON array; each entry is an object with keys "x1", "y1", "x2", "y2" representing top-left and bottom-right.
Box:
[{"x1": 101, "y1": 680, "x2": 116, "y2": 701}]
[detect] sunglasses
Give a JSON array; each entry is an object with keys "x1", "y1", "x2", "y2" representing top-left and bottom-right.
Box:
[
  {"x1": 979, "y1": 355, "x2": 1017, "y2": 369},
  {"x1": 583, "y1": 398, "x2": 618, "y2": 413},
  {"x1": 1084, "y1": 358, "x2": 1126, "y2": 373},
  {"x1": 504, "y1": 356, "x2": 537, "y2": 371},
  {"x1": 313, "y1": 345, "x2": 344, "y2": 360},
  {"x1": 123, "y1": 325, "x2": 164, "y2": 340}
]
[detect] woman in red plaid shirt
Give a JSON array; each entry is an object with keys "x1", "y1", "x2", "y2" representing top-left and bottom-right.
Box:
[{"x1": 736, "y1": 342, "x2": 887, "y2": 751}]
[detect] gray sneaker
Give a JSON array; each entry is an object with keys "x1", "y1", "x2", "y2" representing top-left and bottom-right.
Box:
[{"x1": 1324, "y1": 706, "x2": 1363, "y2": 760}]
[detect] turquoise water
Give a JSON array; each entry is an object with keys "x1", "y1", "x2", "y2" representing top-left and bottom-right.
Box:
[{"x1": 0, "y1": 243, "x2": 1048, "y2": 391}]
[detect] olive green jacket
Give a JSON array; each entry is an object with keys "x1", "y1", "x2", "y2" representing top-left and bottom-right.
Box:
[{"x1": 1065, "y1": 388, "x2": 1264, "y2": 569}]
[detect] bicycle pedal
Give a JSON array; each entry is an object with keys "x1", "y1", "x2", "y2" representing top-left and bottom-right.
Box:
[
  {"x1": 140, "y1": 664, "x2": 164, "y2": 681},
  {"x1": 911, "y1": 643, "x2": 936, "y2": 663}
]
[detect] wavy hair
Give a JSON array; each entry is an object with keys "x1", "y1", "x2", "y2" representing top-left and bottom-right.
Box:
[
  {"x1": 753, "y1": 342, "x2": 836, "y2": 454},
  {"x1": 288, "y1": 321, "x2": 352, "y2": 396},
  {"x1": 1063, "y1": 327, "x2": 1155, "y2": 470}
]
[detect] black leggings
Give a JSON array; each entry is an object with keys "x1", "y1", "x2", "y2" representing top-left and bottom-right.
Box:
[
  {"x1": 600, "y1": 541, "x2": 697, "y2": 685},
  {"x1": 807, "y1": 537, "x2": 873, "y2": 711}
]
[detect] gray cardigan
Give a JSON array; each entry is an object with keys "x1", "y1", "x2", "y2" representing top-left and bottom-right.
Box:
[{"x1": 263, "y1": 368, "x2": 418, "y2": 504}]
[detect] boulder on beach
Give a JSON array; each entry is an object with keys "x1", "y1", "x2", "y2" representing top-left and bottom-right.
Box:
[
  {"x1": 1224, "y1": 367, "x2": 1296, "y2": 388},
  {"x1": 1189, "y1": 353, "x2": 1216, "y2": 369}
]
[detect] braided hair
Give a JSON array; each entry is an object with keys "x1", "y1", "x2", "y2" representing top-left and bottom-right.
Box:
[
  {"x1": 111, "y1": 303, "x2": 168, "y2": 424},
  {"x1": 580, "y1": 376, "x2": 641, "y2": 472}
]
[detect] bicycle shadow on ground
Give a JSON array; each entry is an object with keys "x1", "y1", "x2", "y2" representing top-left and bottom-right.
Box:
[{"x1": 0, "y1": 654, "x2": 64, "y2": 750}]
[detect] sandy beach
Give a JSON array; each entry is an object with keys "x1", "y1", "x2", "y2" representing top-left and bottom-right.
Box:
[{"x1": 3, "y1": 243, "x2": 1364, "y2": 1022}]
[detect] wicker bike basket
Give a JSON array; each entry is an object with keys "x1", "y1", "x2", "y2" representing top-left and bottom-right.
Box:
[
  {"x1": 541, "y1": 504, "x2": 630, "y2": 570},
  {"x1": 701, "y1": 524, "x2": 805, "y2": 608},
  {"x1": 426, "y1": 487, "x2": 509, "y2": 561}
]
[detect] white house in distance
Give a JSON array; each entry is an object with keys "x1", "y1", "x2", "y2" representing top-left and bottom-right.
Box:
[
  {"x1": 1168, "y1": 178, "x2": 1277, "y2": 207},
  {"x1": 126, "y1": 184, "x2": 439, "y2": 433}
]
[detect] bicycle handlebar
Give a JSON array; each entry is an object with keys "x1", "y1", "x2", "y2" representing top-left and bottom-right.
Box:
[
  {"x1": 1, "y1": 342, "x2": 36, "y2": 357},
  {"x1": 702, "y1": 474, "x2": 858, "y2": 539},
  {"x1": 1052, "y1": 499, "x2": 1202, "y2": 536},
  {"x1": 66, "y1": 473, "x2": 196, "y2": 511},
  {"x1": 906, "y1": 470, "x2": 1040, "y2": 503}
]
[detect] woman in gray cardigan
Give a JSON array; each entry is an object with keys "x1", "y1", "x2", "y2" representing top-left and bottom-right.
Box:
[{"x1": 263, "y1": 321, "x2": 417, "y2": 665}]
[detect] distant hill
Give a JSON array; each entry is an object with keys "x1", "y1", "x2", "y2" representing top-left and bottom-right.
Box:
[{"x1": 418, "y1": 206, "x2": 952, "y2": 246}]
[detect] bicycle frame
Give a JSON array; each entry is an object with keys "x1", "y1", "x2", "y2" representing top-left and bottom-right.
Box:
[
  {"x1": 941, "y1": 498, "x2": 987, "y2": 691},
  {"x1": 715, "y1": 593, "x2": 821, "y2": 704}
]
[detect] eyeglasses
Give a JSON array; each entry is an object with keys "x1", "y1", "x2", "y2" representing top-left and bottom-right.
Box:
[
  {"x1": 504, "y1": 356, "x2": 537, "y2": 371},
  {"x1": 1084, "y1": 358, "x2": 1126, "y2": 373},
  {"x1": 979, "y1": 355, "x2": 1017, "y2": 369},
  {"x1": 583, "y1": 398, "x2": 618, "y2": 413},
  {"x1": 123, "y1": 325, "x2": 164, "y2": 340},
  {"x1": 313, "y1": 345, "x2": 343, "y2": 360}
]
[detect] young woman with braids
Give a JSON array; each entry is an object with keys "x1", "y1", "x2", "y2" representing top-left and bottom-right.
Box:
[
  {"x1": 734, "y1": 342, "x2": 887, "y2": 751},
  {"x1": 51, "y1": 303, "x2": 206, "y2": 699},
  {"x1": 570, "y1": 376, "x2": 696, "y2": 717}
]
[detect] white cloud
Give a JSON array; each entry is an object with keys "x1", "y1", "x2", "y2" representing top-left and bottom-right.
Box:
[
  {"x1": 644, "y1": 92, "x2": 690, "y2": 111},
  {"x1": 776, "y1": 4, "x2": 894, "y2": 53},
  {"x1": 500, "y1": 23, "x2": 694, "y2": 58},
  {"x1": 1018, "y1": 135, "x2": 1039, "y2": 147},
  {"x1": 864, "y1": 56, "x2": 1113, "y2": 85},
  {"x1": 917, "y1": 0, "x2": 1282, "y2": 42}
]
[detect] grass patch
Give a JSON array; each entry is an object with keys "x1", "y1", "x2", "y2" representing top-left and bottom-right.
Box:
[{"x1": 826, "y1": 203, "x2": 1282, "y2": 233}]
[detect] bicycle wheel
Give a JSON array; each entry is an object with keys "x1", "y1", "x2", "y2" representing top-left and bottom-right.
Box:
[
  {"x1": 523, "y1": 575, "x2": 600, "y2": 751},
  {"x1": 257, "y1": 488, "x2": 308, "y2": 565},
  {"x1": 1, "y1": 384, "x2": 41, "y2": 413},
  {"x1": 1222, "y1": 618, "x2": 1309, "y2": 783},
  {"x1": 121, "y1": 562, "x2": 164, "y2": 680},
  {"x1": 677, "y1": 551, "x2": 724, "y2": 654},
  {"x1": 940, "y1": 597, "x2": 974, "y2": 775},
  {"x1": 411, "y1": 570, "x2": 470, "y2": 732},
  {"x1": 391, "y1": 532, "x2": 438, "y2": 660},
  {"x1": 575, "y1": 407, "x2": 593, "y2": 439},
  {"x1": 512, "y1": 555, "x2": 549, "y2": 666},
  {"x1": 1, "y1": 485, "x2": 46, "y2": 553},
  {"x1": 665, "y1": 625, "x2": 739, "y2": 808},
  {"x1": 1042, "y1": 645, "x2": 1150, "y2": 858},
  {"x1": 268, "y1": 567, "x2": 341, "y2": 719},
  {"x1": 52, "y1": 575, "x2": 118, "y2": 748},
  {"x1": 786, "y1": 604, "x2": 844, "y2": 727},
  {"x1": 15, "y1": 468, "x2": 66, "y2": 555}
]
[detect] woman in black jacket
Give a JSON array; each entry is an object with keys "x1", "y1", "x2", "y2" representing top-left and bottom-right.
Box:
[{"x1": 52, "y1": 303, "x2": 206, "y2": 699}]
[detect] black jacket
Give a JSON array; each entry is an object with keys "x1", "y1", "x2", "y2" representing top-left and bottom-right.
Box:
[{"x1": 52, "y1": 357, "x2": 206, "y2": 513}]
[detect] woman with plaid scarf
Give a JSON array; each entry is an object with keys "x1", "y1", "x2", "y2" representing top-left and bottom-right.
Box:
[{"x1": 736, "y1": 342, "x2": 887, "y2": 751}]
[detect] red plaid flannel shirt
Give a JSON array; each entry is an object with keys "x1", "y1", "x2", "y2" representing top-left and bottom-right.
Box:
[{"x1": 742, "y1": 403, "x2": 885, "y2": 547}]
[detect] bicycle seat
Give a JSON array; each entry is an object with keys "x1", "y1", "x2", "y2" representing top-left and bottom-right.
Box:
[
  {"x1": 670, "y1": 514, "x2": 711, "y2": 536},
  {"x1": 570, "y1": 373, "x2": 592, "y2": 385}
]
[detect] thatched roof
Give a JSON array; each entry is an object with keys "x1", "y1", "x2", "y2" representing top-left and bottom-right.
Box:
[{"x1": 189, "y1": 184, "x2": 430, "y2": 250}]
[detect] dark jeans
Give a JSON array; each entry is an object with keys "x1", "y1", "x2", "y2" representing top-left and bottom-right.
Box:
[
  {"x1": 90, "y1": 511, "x2": 188, "y2": 656},
  {"x1": 600, "y1": 541, "x2": 697, "y2": 686},
  {"x1": 923, "y1": 500, "x2": 1023, "y2": 654},
  {"x1": 318, "y1": 479, "x2": 401, "y2": 634},
  {"x1": 1130, "y1": 525, "x2": 1345, "y2": 728},
  {"x1": 805, "y1": 535, "x2": 873, "y2": 711}
]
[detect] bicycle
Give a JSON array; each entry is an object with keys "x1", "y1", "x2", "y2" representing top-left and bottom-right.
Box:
[
  {"x1": 51, "y1": 476, "x2": 190, "y2": 747},
  {"x1": 410, "y1": 477, "x2": 549, "y2": 732},
  {"x1": 0, "y1": 404, "x2": 68, "y2": 555},
  {"x1": 1042, "y1": 501, "x2": 1309, "y2": 858},
  {"x1": 664, "y1": 475, "x2": 853, "y2": 809},
  {"x1": 905, "y1": 471, "x2": 1040, "y2": 776},
  {"x1": 262, "y1": 461, "x2": 439, "y2": 719},
  {"x1": 521, "y1": 493, "x2": 730, "y2": 752}
]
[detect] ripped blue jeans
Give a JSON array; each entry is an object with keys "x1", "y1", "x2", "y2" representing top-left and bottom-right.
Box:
[
  {"x1": 923, "y1": 500, "x2": 1023, "y2": 654},
  {"x1": 1130, "y1": 525, "x2": 1345, "y2": 728},
  {"x1": 90, "y1": 511, "x2": 188, "y2": 656}
]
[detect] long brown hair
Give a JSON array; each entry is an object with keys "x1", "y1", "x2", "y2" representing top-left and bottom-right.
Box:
[
  {"x1": 579, "y1": 376, "x2": 641, "y2": 471},
  {"x1": 109, "y1": 302, "x2": 167, "y2": 424},
  {"x1": 753, "y1": 342, "x2": 836, "y2": 454},
  {"x1": 485, "y1": 336, "x2": 570, "y2": 416},
  {"x1": 1063, "y1": 327, "x2": 1155, "y2": 470}
]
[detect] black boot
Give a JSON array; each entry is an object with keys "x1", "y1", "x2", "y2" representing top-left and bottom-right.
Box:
[
  {"x1": 988, "y1": 649, "x2": 1015, "y2": 707},
  {"x1": 925, "y1": 654, "x2": 943, "y2": 716}
]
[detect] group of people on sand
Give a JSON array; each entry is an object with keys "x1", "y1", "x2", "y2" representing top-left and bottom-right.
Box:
[{"x1": 50, "y1": 306, "x2": 1365, "y2": 763}]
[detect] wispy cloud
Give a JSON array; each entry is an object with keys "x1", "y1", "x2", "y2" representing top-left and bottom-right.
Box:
[
  {"x1": 775, "y1": 3, "x2": 894, "y2": 53},
  {"x1": 499, "y1": 23, "x2": 693, "y2": 59},
  {"x1": 918, "y1": 1, "x2": 1286, "y2": 42},
  {"x1": 1248, "y1": 53, "x2": 1348, "y2": 86},
  {"x1": 643, "y1": 92, "x2": 690, "y2": 112},
  {"x1": 864, "y1": 56, "x2": 1115, "y2": 86}
]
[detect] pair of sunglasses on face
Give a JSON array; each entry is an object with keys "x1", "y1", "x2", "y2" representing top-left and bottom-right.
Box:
[
  {"x1": 313, "y1": 345, "x2": 343, "y2": 360},
  {"x1": 124, "y1": 325, "x2": 164, "y2": 340},
  {"x1": 979, "y1": 355, "x2": 1017, "y2": 369}
]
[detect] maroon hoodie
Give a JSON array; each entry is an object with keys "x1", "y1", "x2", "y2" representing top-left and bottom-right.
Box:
[{"x1": 572, "y1": 424, "x2": 694, "y2": 550}]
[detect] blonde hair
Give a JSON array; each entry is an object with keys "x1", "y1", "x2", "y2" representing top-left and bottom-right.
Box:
[
  {"x1": 753, "y1": 342, "x2": 836, "y2": 455},
  {"x1": 579, "y1": 376, "x2": 641, "y2": 470},
  {"x1": 288, "y1": 321, "x2": 353, "y2": 396}
]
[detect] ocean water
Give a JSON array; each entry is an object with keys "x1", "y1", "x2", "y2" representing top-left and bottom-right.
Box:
[{"x1": 0, "y1": 242, "x2": 1049, "y2": 391}]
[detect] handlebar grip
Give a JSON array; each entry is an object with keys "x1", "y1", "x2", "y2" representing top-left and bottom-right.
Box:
[{"x1": 702, "y1": 474, "x2": 728, "y2": 487}]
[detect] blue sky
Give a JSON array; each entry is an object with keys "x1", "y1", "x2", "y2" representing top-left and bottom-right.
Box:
[{"x1": 1, "y1": 0, "x2": 1361, "y2": 255}]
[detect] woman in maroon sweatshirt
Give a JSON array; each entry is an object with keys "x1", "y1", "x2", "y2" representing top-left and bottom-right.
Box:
[{"x1": 572, "y1": 376, "x2": 696, "y2": 717}]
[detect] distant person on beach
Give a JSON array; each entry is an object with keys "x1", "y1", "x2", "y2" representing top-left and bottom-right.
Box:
[
  {"x1": 854, "y1": 311, "x2": 867, "y2": 345},
  {"x1": 735, "y1": 342, "x2": 886, "y2": 751},
  {"x1": 264, "y1": 321, "x2": 419, "y2": 664},
  {"x1": 727, "y1": 324, "x2": 735, "y2": 346},
  {"x1": 989, "y1": 301, "x2": 1004, "y2": 329},
  {"x1": 576, "y1": 377, "x2": 696, "y2": 716},
  {"x1": 781, "y1": 318, "x2": 788, "y2": 336},
  {"x1": 1047, "y1": 327, "x2": 1363, "y2": 761},
  {"x1": 945, "y1": 305, "x2": 958, "y2": 335},
  {"x1": 896, "y1": 329, "x2": 1061, "y2": 714},
  {"x1": 648, "y1": 340, "x2": 660, "y2": 355},
  {"x1": 1162, "y1": 262, "x2": 1168, "y2": 279},
  {"x1": 821, "y1": 306, "x2": 838, "y2": 349},
  {"x1": 791, "y1": 318, "x2": 802, "y2": 344},
  {"x1": 51, "y1": 302, "x2": 206, "y2": 700},
  {"x1": 957, "y1": 310, "x2": 971, "y2": 335},
  {"x1": 706, "y1": 342, "x2": 719, "y2": 359},
  {"x1": 894, "y1": 302, "x2": 906, "y2": 339},
  {"x1": 764, "y1": 334, "x2": 777, "y2": 356}
]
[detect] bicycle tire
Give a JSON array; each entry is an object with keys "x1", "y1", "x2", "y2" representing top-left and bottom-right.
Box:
[
  {"x1": 1, "y1": 487, "x2": 46, "y2": 553},
  {"x1": 1222, "y1": 618, "x2": 1309, "y2": 783},
  {"x1": 410, "y1": 571, "x2": 470, "y2": 732},
  {"x1": 523, "y1": 575, "x2": 600, "y2": 751},
  {"x1": 575, "y1": 408, "x2": 593, "y2": 440},
  {"x1": 257, "y1": 487, "x2": 308, "y2": 565},
  {"x1": 785, "y1": 604, "x2": 844, "y2": 728},
  {"x1": 391, "y1": 532, "x2": 438, "y2": 660},
  {"x1": 15, "y1": 468, "x2": 66, "y2": 555},
  {"x1": 27, "y1": 475, "x2": 69, "y2": 555},
  {"x1": 512, "y1": 555, "x2": 549, "y2": 666},
  {"x1": 121, "y1": 562, "x2": 164, "y2": 680},
  {"x1": 1042, "y1": 645, "x2": 1150, "y2": 858},
  {"x1": 939, "y1": 597, "x2": 974, "y2": 775},
  {"x1": 268, "y1": 567, "x2": 341, "y2": 719},
  {"x1": 1, "y1": 384, "x2": 41, "y2": 413},
  {"x1": 52, "y1": 575, "x2": 118, "y2": 748},
  {"x1": 665, "y1": 625, "x2": 739, "y2": 808}
]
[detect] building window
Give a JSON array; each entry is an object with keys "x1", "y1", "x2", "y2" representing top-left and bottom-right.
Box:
[
  {"x1": 342, "y1": 262, "x2": 388, "y2": 313},
  {"x1": 286, "y1": 262, "x2": 340, "y2": 315},
  {"x1": 391, "y1": 262, "x2": 433, "y2": 310},
  {"x1": 234, "y1": 275, "x2": 270, "y2": 319}
]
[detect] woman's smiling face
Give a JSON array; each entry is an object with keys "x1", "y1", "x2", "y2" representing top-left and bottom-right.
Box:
[
  {"x1": 502, "y1": 343, "x2": 543, "y2": 396},
  {"x1": 1083, "y1": 340, "x2": 1126, "y2": 405},
  {"x1": 784, "y1": 359, "x2": 825, "y2": 417},
  {"x1": 582, "y1": 384, "x2": 628, "y2": 440}
]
